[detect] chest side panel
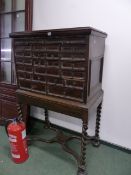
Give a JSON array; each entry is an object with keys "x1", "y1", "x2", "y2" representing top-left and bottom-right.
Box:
[{"x1": 88, "y1": 34, "x2": 106, "y2": 98}]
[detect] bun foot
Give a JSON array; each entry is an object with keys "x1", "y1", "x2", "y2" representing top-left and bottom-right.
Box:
[
  {"x1": 77, "y1": 167, "x2": 88, "y2": 175},
  {"x1": 92, "y1": 138, "x2": 100, "y2": 147}
]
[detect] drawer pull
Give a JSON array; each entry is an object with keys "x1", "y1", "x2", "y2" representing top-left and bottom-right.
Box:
[{"x1": 47, "y1": 32, "x2": 51, "y2": 36}]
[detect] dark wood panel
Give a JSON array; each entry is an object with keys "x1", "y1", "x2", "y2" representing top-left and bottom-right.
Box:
[
  {"x1": 0, "y1": 0, "x2": 33, "y2": 124},
  {"x1": 0, "y1": 86, "x2": 17, "y2": 97},
  {"x1": 1, "y1": 100, "x2": 18, "y2": 118},
  {"x1": 0, "y1": 84, "x2": 17, "y2": 124}
]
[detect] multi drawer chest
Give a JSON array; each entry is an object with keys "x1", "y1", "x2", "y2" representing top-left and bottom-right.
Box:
[{"x1": 10, "y1": 27, "x2": 107, "y2": 175}]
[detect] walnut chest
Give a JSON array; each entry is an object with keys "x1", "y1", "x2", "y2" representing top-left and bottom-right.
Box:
[
  {"x1": 10, "y1": 27, "x2": 107, "y2": 104},
  {"x1": 10, "y1": 27, "x2": 107, "y2": 175}
]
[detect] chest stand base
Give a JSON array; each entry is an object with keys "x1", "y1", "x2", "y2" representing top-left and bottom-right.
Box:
[
  {"x1": 27, "y1": 121, "x2": 88, "y2": 175},
  {"x1": 17, "y1": 101, "x2": 102, "y2": 175}
]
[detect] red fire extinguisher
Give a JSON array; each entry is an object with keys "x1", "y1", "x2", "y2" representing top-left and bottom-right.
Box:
[{"x1": 7, "y1": 119, "x2": 29, "y2": 163}]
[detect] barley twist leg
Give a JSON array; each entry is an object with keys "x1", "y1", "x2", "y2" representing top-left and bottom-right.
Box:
[
  {"x1": 93, "y1": 102, "x2": 102, "y2": 147},
  {"x1": 77, "y1": 120, "x2": 88, "y2": 175},
  {"x1": 17, "y1": 103, "x2": 23, "y2": 121},
  {"x1": 44, "y1": 108, "x2": 51, "y2": 128}
]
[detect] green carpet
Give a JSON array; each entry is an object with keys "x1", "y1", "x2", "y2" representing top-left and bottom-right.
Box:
[{"x1": 0, "y1": 123, "x2": 131, "y2": 175}]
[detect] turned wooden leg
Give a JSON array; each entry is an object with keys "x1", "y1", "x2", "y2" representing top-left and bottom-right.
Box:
[
  {"x1": 77, "y1": 120, "x2": 88, "y2": 175},
  {"x1": 93, "y1": 102, "x2": 102, "y2": 147},
  {"x1": 44, "y1": 108, "x2": 51, "y2": 128}
]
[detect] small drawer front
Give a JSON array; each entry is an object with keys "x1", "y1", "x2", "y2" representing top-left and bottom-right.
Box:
[
  {"x1": 48, "y1": 84, "x2": 65, "y2": 96},
  {"x1": 14, "y1": 36, "x2": 88, "y2": 102},
  {"x1": 31, "y1": 81, "x2": 46, "y2": 92},
  {"x1": 66, "y1": 79, "x2": 84, "y2": 88},
  {"x1": 19, "y1": 79, "x2": 31, "y2": 89},
  {"x1": 47, "y1": 84, "x2": 84, "y2": 102},
  {"x1": 47, "y1": 76, "x2": 63, "y2": 85},
  {"x1": 66, "y1": 87, "x2": 83, "y2": 100},
  {"x1": 34, "y1": 74, "x2": 46, "y2": 82},
  {"x1": 47, "y1": 67, "x2": 59, "y2": 75}
]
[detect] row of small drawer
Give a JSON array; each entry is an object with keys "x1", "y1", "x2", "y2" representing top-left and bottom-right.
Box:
[
  {"x1": 14, "y1": 37, "x2": 87, "y2": 47},
  {"x1": 17, "y1": 67, "x2": 85, "y2": 79},
  {"x1": 19, "y1": 79, "x2": 84, "y2": 102},
  {"x1": 15, "y1": 43, "x2": 87, "y2": 53},
  {"x1": 18, "y1": 74, "x2": 85, "y2": 88},
  {"x1": 15, "y1": 51, "x2": 86, "y2": 60},
  {"x1": 15, "y1": 57, "x2": 86, "y2": 68}
]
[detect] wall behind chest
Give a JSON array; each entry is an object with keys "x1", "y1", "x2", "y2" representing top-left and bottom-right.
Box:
[{"x1": 32, "y1": 0, "x2": 131, "y2": 149}]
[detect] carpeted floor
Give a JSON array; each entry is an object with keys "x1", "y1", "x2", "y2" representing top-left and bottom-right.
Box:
[{"x1": 0, "y1": 122, "x2": 131, "y2": 175}]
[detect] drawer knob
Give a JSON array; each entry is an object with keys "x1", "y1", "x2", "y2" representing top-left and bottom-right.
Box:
[{"x1": 47, "y1": 32, "x2": 51, "y2": 36}]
